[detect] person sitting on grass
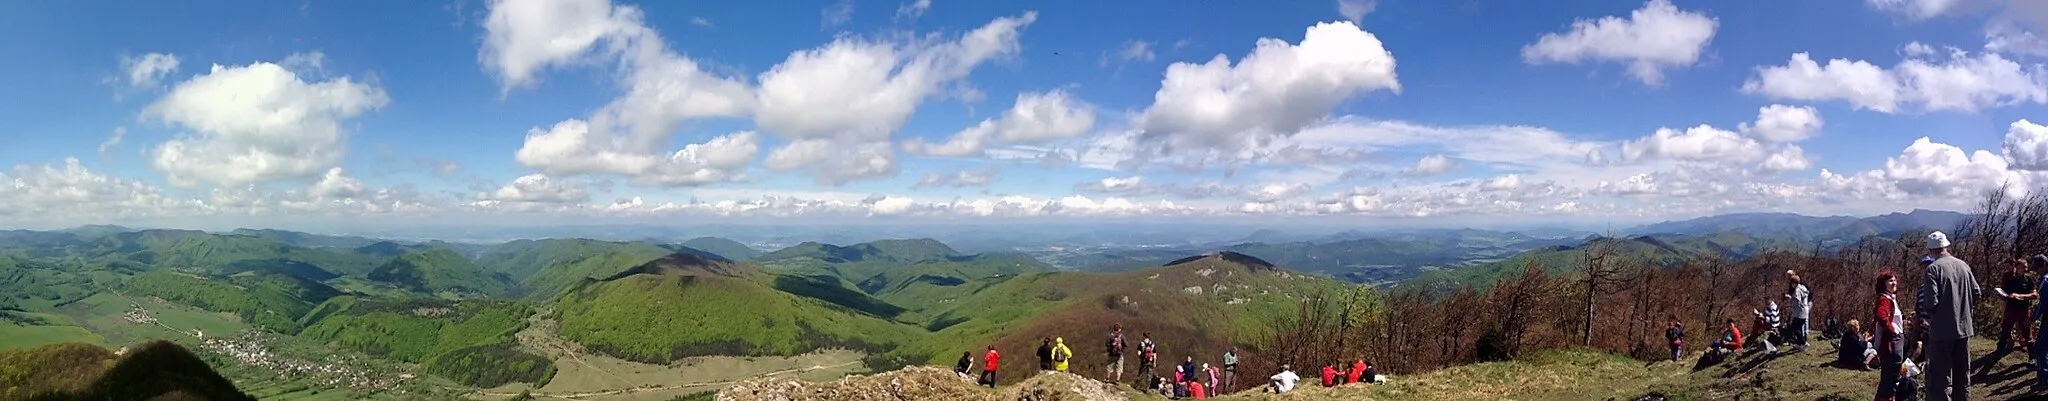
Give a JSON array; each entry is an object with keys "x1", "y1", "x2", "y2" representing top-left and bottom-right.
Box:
[
  {"x1": 1269, "y1": 364, "x2": 1300, "y2": 394},
  {"x1": 1836, "y1": 319, "x2": 1875, "y2": 370},
  {"x1": 1711, "y1": 318, "x2": 1743, "y2": 360}
]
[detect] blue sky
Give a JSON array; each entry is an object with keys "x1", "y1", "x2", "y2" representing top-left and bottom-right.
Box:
[{"x1": 0, "y1": 0, "x2": 2043, "y2": 230}]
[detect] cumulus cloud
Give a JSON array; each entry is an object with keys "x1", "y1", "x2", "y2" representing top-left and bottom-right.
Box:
[
  {"x1": 1521, "y1": 0, "x2": 1718, "y2": 86},
  {"x1": 1101, "y1": 40, "x2": 1157, "y2": 67},
  {"x1": 141, "y1": 55, "x2": 390, "y2": 187},
  {"x1": 476, "y1": 174, "x2": 591, "y2": 204},
  {"x1": 2002, "y1": 119, "x2": 2048, "y2": 170},
  {"x1": 752, "y1": 12, "x2": 1036, "y2": 182},
  {"x1": 1135, "y1": 20, "x2": 1399, "y2": 160},
  {"x1": 310, "y1": 167, "x2": 367, "y2": 199},
  {"x1": 903, "y1": 89, "x2": 1095, "y2": 157},
  {"x1": 1407, "y1": 154, "x2": 1453, "y2": 176},
  {"x1": 1738, "y1": 104, "x2": 1824, "y2": 143},
  {"x1": 1742, "y1": 46, "x2": 2048, "y2": 113},
  {"x1": 118, "y1": 53, "x2": 181, "y2": 89},
  {"x1": 478, "y1": 0, "x2": 641, "y2": 91}
]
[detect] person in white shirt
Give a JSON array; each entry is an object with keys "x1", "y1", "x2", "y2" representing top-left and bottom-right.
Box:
[{"x1": 1270, "y1": 364, "x2": 1300, "y2": 393}]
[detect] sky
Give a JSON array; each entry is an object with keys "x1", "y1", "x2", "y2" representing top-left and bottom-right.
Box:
[{"x1": 0, "y1": 0, "x2": 2044, "y2": 231}]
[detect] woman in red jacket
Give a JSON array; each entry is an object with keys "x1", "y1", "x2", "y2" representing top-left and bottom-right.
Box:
[
  {"x1": 1874, "y1": 271, "x2": 1905, "y2": 401},
  {"x1": 981, "y1": 345, "x2": 1001, "y2": 388}
]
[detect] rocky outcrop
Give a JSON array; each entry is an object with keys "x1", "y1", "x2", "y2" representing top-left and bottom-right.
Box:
[{"x1": 717, "y1": 366, "x2": 1128, "y2": 401}]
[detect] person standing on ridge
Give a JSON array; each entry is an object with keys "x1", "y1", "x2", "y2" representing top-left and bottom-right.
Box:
[
  {"x1": 981, "y1": 345, "x2": 1001, "y2": 388},
  {"x1": 1136, "y1": 333, "x2": 1158, "y2": 388},
  {"x1": 1666, "y1": 319, "x2": 1685, "y2": 361},
  {"x1": 1222, "y1": 346, "x2": 1239, "y2": 392},
  {"x1": 1787, "y1": 270, "x2": 1814, "y2": 353},
  {"x1": 1036, "y1": 337, "x2": 1053, "y2": 371},
  {"x1": 2029, "y1": 255, "x2": 2048, "y2": 392},
  {"x1": 1205, "y1": 362, "x2": 1220, "y2": 394},
  {"x1": 1915, "y1": 231, "x2": 1977, "y2": 401},
  {"x1": 1876, "y1": 271, "x2": 1906, "y2": 401},
  {"x1": 1998, "y1": 258, "x2": 2038, "y2": 353},
  {"x1": 1052, "y1": 337, "x2": 1073, "y2": 373},
  {"x1": 1106, "y1": 324, "x2": 1128, "y2": 383},
  {"x1": 1180, "y1": 356, "x2": 1198, "y2": 387}
]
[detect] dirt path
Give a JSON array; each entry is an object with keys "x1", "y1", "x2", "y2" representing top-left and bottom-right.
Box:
[
  {"x1": 515, "y1": 307, "x2": 633, "y2": 388},
  {"x1": 475, "y1": 360, "x2": 862, "y2": 400}
]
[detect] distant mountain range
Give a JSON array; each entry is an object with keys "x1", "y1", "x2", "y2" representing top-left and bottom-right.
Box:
[{"x1": 1620, "y1": 209, "x2": 1970, "y2": 244}]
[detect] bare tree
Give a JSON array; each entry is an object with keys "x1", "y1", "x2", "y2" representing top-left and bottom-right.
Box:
[{"x1": 1580, "y1": 237, "x2": 1624, "y2": 347}]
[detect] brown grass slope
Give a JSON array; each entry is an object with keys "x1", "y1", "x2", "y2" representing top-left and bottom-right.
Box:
[
  {"x1": 908, "y1": 251, "x2": 1352, "y2": 386},
  {"x1": 717, "y1": 367, "x2": 1129, "y2": 401},
  {"x1": 0, "y1": 340, "x2": 254, "y2": 401}
]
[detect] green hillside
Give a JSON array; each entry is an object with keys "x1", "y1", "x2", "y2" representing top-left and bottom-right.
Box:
[
  {"x1": 885, "y1": 252, "x2": 1357, "y2": 384},
  {"x1": 121, "y1": 270, "x2": 339, "y2": 333},
  {"x1": 474, "y1": 238, "x2": 673, "y2": 283},
  {"x1": 679, "y1": 237, "x2": 762, "y2": 261},
  {"x1": 366, "y1": 249, "x2": 512, "y2": 296},
  {"x1": 0, "y1": 341, "x2": 255, "y2": 401},
  {"x1": 1413, "y1": 232, "x2": 1802, "y2": 287},
  {"x1": 551, "y1": 253, "x2": 923, "y2": 364},
  {"x1": 295, "y1": 298, "x2": 552, "y2": 387},
  {"x1": 516, "y1": 248, "x2": 673, "y2": 300},
  {"x1": 754, "y1": 239, "x2": 1055, "y2": 315},
  {"x1": 80, "y1": 230, "x2": 384, "y2": 276}
]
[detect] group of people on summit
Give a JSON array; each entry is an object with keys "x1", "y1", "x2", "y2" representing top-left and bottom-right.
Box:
[
  {"x1": 949, "y1": 323, "x2": 1377, "y2": 398},
  {"x1": 1677, "y1": 231, "x2": 2048, "y2": 401}
]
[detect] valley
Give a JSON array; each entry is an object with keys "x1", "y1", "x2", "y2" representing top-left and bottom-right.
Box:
[{"x1": 0, "y1": 208, "x2": 1981, "y2": 400}]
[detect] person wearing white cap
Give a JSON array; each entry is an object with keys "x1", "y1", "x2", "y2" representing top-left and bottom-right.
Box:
[{"x1": 1915, "y1": 230, "x2": 1978, "y2": 401}]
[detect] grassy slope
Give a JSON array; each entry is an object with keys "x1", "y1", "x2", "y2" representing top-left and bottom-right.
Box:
[
  {"x1": 83, "y1": 230, "x2": 383, "y2": 276},
  {"x1": 122, "y1": 270, "x2": 331, "y2": 333},
  {"x1": 517, "y1": 248, "x2": 674, "y2": 300},
  {"x1": 0, "y1": 341, "x2": 255, "y2": 401},
  {"x1": 887, "y1": 254, "x2": 1356, "y2": 384},
  {"x1": 295, "y1": 298, "x2": 553, "y2": 387},
  {"x1": 551, "y1": 267, "x2": 923, "y2": 364}
]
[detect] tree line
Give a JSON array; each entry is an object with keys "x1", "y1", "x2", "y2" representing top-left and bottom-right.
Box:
[{"x1": 1243, "y1": 183, "x2": 2048, "y2": 377}]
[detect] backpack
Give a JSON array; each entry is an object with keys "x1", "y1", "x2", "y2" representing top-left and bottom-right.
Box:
[
  {"x1": 1107, "y1": 332, "x2": 1125, "y2": 355},
  {"x1": 1054, "y1": 346, "x2": 1069, "y2": 363},
  {"x1": 1667, "y1": 324, "x2": 1683, "y2": 341},
  {"x1": 1141, "y1": 340, "x2": 1157, "y2": 361}
]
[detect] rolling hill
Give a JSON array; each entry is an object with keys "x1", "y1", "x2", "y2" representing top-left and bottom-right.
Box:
[
  {"x1": 1623, "y1": 209, "x2": 1969, "y2": 244},
  {"x1": 366, "y1": 249, "x2": 513, "y2": 296},
  {"x1": 549, "y1": 252, "x2": 925, "y2": 364},
  {"x1": 754, "y1": 239, "x2": 1057, "y2": 315},
  {"x1": 0, "y1": 340, "x2": 255, "y2": 401},
  {"x1": 679, "y1": 236, "x2": 762, "y2": 261}
]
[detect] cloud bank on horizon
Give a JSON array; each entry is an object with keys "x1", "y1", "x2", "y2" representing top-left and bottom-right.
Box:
[{"x1": 0, "y1": 0, "x2": 2045, "y2": 229}]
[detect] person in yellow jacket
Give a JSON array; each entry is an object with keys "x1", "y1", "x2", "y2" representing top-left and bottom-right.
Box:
[{"x1": 1052, "y1": 337, "x2": 1073, "y2": 372}]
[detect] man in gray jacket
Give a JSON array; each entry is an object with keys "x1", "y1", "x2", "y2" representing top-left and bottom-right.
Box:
[
  {"x1": 1916, "y1": 230, "x2": 1979, "y2": 401},
  {"x1": 1785, "y1": 270, "x2": 1813, "y2": 352}
]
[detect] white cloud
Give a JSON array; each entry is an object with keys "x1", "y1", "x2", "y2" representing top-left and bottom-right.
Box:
[
  {"x1": 1135, "y1": 21, "x2": 1399, "y2": 159},
  {"x1": 1101, "y1": 40, "x2": 1157, "y2": 68},
  {"x1": 2002, "y1": 119, "x2": 2048, "y2": 170},
  {"x1": 822, "y1": 0, "x2": 854, "y2": 28},
  {"x1": 478, "y1": 0, "x2": 641, "y2": 91},
  {"x1": 1337, "y1": 0, "x2": 1377, "y2": 23},
  {"x1": 752, "y1": 12, "x2": 1036, "y2": 181},
  {"x1": 141, "y1": 56, "x2": 389, "y2": 187},
  {"x1": 1738, "y1": 104, "x2": 1824, "y2": 143},
  {"x1": 1407, "y1": 154, "x2": 1453, "y2": 176},
  {"x1": 119, "y1": 53, "x2": 181, "y2": 89},
  {"x1": 763, "y1": 140, "x2": 896, "y2": 185},
  {"x1": 1520, "y1": 0, "x2": 1718, "y2": 86},
  {"x1": 310, "y1": 167, "x2": 366, "y2": 199},
  {"x1": 478, "y1": 174, "x2": 590, "y2": 204},
  {"x1": 1621, "y1": 125, "x2": 1769, "y2": 164},
  {"x1": 895, "y1": 0, "x2": 931, "y2": 21},
  {"x1": 0, "y1": 158, "x2": 203, "y2": 224},
  {"x1": 98, "y1": 127, "x2": 126, "y2": 156},
  {"x1": 689, "y1": 16, "x2": 714, "y2": 28},
  {"x1": 1742, "y1": 47, "x2": 2048, "y2": 113},
  {"x1": 904, "y1": 89, "x2": 1095, "y2": 157},
  {"x1": 911, "y1": 169, "x2": 995, "y2": 189}
]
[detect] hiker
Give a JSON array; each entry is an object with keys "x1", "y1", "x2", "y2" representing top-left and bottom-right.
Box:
[
  {"x1": 955, "y1": 351, "x2": 973, "y2": 376},
  {"x1": 1205, "y1": 363, "x2": 1220, "y2": 394},
  {"x1": 1190, "y1": 379, "x2": 1208, "y2": 399},
  {"x1": 1915, "y1": 231, "x2": 1976, "y2": 401},
  {"x1": 1106, "y1": 324, "x2": 1128, "y2": 382},
  {"x1": 2029, "y1": 255, "x2": 2048, "y2": 392},
  {"x1": 1348, "y1": 358, "x2": 1366, "y2": 384},
  {"x1": 981, "y1": 345, "x2": 1001, "y2": 388},
  {"x1": 1037, "y1": 337, "x2": 1053, "y2": 371},
  {"x1": 1320, "y1": 363, "x2": 1338, "y2": 387},
  {"x1": 1222, "y1": 347, "x2": 1239, "y2": 392},
  {"x1": 1877, "y1": 270, "x2": 1908, "y2": 401},
  {"x1": 1666, "y1": 319, "x2": 1685, "y2": 361},
  {"x1": 1712, "y1": 318, "x2": 1743, "y2": 357},
  {"x1": 1787, "y1": 270, "x2": 1814, "y2": 353},
  {"x1": 1998, "y1": 258, "x2": 2038, "y2": 353},
  {"x1": 1180, "y1": 356, "x2": 1198, "y2": 387},
  {"x1": 1051, "y1": 337, "x2": 1072, "y2": 372},
  {"x1": 1759, "y1": 301, "x2": 1783, "y2": 353},
  {"x1": 1269, "y1": 364, "x2": 1300, "y2": 394},
  {"x1": 1837, "y1": 319, "x2": 1875, "y2": 370},
  {"x1": 1136, "y1": 333, "x2": 1158, "y2": 388},
  {"x1": 1363, "y1": 362, "x2": 1377, "y2": 383}
]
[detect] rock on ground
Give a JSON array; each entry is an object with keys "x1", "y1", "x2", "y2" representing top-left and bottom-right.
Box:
[{"x1": 716, "y1": 367, "x2": 1130, "y2": 401}]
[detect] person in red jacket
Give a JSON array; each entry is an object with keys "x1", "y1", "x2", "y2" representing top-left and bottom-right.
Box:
[
  {"x1": 1320, "y1": 364, "x2": 1338, "y2": 387},
  {"x1": 1189, "y1": 380, "x2": 1208, "y2": 398},
  {"x1": 1347, "y1": 359, "x2": 1366, "y2": 384},
  {"x1": 980, "y1": 345, "x2": 1000, "y2": 388}
]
